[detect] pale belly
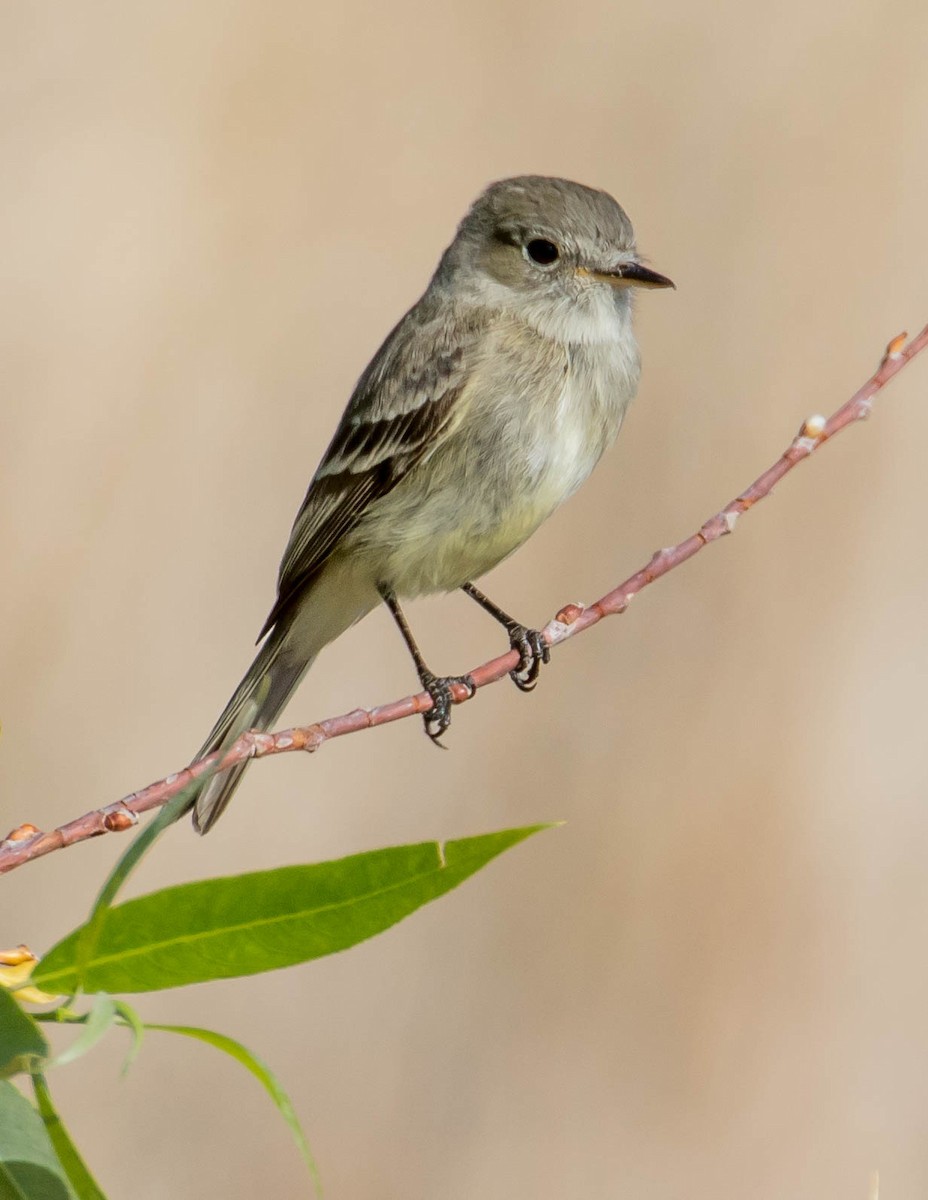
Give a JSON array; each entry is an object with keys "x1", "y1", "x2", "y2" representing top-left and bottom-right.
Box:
[{"x1": 344, "y1": 359, "x2": 632, "y2": 597}]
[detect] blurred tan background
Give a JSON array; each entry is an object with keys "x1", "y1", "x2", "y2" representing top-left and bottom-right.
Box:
[{"x1": 2, "y1": 1, "x2": 928, "y2": 1196}]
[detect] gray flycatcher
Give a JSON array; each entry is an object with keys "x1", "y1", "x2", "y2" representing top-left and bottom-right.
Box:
[{"x1": 191, "y1": 175, "x2": 673, "y2": 833}]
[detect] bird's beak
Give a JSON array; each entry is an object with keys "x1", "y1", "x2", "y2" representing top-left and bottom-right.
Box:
[{"x1": 580, "y1": 263, "x2": 675, "y2": 290}]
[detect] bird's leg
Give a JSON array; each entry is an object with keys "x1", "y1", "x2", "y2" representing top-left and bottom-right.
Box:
[
  {"x1": 378, "y1": 585, "x2": 475, "y2": 745},
  {"x1": 461, "y1": 582, "x2": 550, "y2": 692}
]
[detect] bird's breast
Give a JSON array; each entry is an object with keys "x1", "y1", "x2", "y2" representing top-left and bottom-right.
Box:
[
  {"x1": 349, "y1": 327, "x2": 640, "y2": 597},
  {"x1": 523, "y1": 336, "x2": 639, "y2": 505}
]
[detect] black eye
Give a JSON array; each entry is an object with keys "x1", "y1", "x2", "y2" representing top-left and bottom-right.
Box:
[{"x1": 525, "y1": 238, "x2": 559, "y2": 266}]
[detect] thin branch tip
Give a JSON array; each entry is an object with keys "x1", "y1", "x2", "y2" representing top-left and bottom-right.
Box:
[{"x1": 2, "y1": 320, "x2": 927, "y2": 874}]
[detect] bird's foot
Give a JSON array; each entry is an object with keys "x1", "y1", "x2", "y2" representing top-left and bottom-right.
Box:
[
  {"x1": 506, "y1": 624, "x2": 550, "y2": 692},
  {"x1": 420, "y1": 672, "x2": 476, "y2": 745}
]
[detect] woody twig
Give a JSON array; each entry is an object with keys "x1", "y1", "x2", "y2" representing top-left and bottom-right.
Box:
[{"x1": 2, "y1": 325, "x2": 926, "y2": 875}]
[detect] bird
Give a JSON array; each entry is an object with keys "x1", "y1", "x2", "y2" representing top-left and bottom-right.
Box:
[{"x1": 190, "y1": 175, "x2": 673, "y2": 833}]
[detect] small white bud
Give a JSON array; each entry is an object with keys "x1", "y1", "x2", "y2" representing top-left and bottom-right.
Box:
[{"x1": 802, "y1": 413, "x2": 827, "y2": 438}]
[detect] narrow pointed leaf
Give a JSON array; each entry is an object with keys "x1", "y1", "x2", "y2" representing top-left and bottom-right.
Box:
[
  {"x1": 31, "y1": 1076, "x2": 106, "y2": 1200},
  {"x1": 0, "y1": 1080, "x2": 73, "y2": 1199},
  {"x1": 73, "y1": 788, "x2": 198, "y2": 991},
  {"x1": 51, "y1": 995, "x2": 116, "y2": 1069},
  {"x1": 112, "y1": 1003, "x2": 144, "y2": 1077},
  {"x1": 147, "y1": 1023, "x2": 319, "y2": 1194},
  {"x1": 35, "y1": 826, "x2": 550, "y2": 993}
]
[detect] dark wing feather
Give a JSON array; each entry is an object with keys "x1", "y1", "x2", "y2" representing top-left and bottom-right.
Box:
[{"x1": 258, "y1": 298, "x2": 485, "y2": 639}]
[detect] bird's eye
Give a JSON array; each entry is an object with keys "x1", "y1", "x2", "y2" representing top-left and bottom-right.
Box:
[{"x1": 524, "y1": 238, "x2": 559, "y2": 266}]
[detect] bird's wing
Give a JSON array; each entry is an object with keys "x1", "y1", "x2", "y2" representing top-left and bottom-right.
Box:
[{"x1": 258, "y1": 298, "x2": 487, "y2": 639}]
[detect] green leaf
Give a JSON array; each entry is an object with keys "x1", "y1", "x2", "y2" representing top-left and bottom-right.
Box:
[
  {"x1": 147, "y1": 1024, "x2": 320, "y2": 1194},
  {"x1": 35, "y1": 826, "x2": 550, "y2": 993},
  {"x1": 0, "y1": 1080, "x2": 74, "y2": 1199},
  {"x1": 51, "y1": 996, "x2": 116, "y2": 1069},
  {"x1": 0, "y1": 991, "x2": 48, "y2": 1080},
  {"x1": 111, "y1": 1003, "x2": 144, "y2": 1077},
  {"x1": 72, "y1": 786, "x2": 199, "y2": 992},
  {"x1": 30, "y1": 1076, "x2": 105, "y2": 1200}
]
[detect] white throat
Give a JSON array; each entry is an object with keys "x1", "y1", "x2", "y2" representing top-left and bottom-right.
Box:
[{"x1": 466, "y1": 274, "x2": 630, "y2": 346}]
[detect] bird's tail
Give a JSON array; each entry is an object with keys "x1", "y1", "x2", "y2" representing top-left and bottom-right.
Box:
[{"x1": 191, "y1": 631, "x2": 315, "y2": 835}]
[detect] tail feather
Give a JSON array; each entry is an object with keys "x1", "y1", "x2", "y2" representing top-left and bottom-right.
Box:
[
  {"x1": 190, "y1": 556, "x2": 378, "y2": 834},
  {"x1": 191, "y1": 633, "x2": 314, "y2": 835}
]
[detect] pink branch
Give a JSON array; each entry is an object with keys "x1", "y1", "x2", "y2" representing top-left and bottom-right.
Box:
[{"x1": 3, "y1": 326, "x2": 926, "y2": 875}]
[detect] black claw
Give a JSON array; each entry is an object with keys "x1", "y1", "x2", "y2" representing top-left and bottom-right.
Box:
[
  {"x1": 507, "y1": 625, "x2": 551, "y2": 693},
  {"x1": 459, "y1": 584, "x2": 551, "y2": 695},
  {"x1": 421, "y1": 672, "x2": 475, "y2": 744}
]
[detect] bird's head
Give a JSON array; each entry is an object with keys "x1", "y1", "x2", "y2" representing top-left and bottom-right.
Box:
[{"x1": 438, "y1": 175, "x2": 673, "y2": 343}]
